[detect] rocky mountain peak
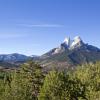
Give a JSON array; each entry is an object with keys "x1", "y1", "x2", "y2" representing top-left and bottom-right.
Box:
[
  {"x1": 63, "y1": 37, "x2": 70, "y2": 46},
  {"x1": 70, "y1": 36, "x2": 83, "y2": 48},
  {"x1": 53, "y1": 36, "x2": 84, "y2": 54}
]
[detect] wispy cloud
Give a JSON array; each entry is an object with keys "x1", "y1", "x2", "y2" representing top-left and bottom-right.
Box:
[
  {"x1": 0, "y1": 33, "x2": 29, "y2": 39},
  {"x1": 19, "y1": 24, "x2": 64, "y2": 28}
]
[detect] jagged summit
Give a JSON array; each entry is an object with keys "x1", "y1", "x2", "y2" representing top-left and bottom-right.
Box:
[
  {"x1": 71, "y1": 36, "x2": 83, "y2": 49},
  {"x1": 73, "y1": 36, "x2": 82, "y2": 44},
  {"x1": 74, "y1": 36, "x2": 82, "y2": 41},
  {"x1": 49, "y1": 36, "x2": 84, "y2": 55},
  {"x1": 62, "y1": 36, "x2": 84, "y2": 49},
  {"x1": 63, "y1": 37, "x2": 70, "y2": 46}
]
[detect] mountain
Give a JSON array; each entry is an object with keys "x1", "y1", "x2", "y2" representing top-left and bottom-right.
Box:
[
  {"x1": 37, "y1": 36, "x2": 100, "y2": 71},
  {"x1": 0, "y1": 36, "x2": 100, "y2": 70},
  {"x1": 0, "y1": 53, "x2": 29, "y2": 62},
  {"x1": 0, "y1": 53, "x2": 36, "y2": 68}
]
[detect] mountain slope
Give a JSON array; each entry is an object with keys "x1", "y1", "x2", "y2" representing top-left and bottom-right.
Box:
[
  {"x1": 0, "y1": 53, "x2": 35, "y2": 68},
  {"x1": 0, "y1": 53, "x2": 29, "y2": 62},
  {"x1": 37, "y1": 36, "x2": 100, "y2": 70}
]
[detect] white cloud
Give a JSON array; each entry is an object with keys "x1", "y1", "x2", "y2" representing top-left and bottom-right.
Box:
[{"x1": 19, "y1": 24, "x2": 64, "y2": 28}]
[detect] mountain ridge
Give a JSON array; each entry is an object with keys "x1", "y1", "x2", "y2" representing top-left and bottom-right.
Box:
[
  {"x1": 37, "y1": 36, "x2": 100, "y2": 71},
  {"x1": 0, "y1": 36, "x2": 100, "y2": 70}
]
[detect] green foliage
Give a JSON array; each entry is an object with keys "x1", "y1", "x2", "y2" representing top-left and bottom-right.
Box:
[
  {"x1": 0, "y1": 61, "x2": 100, "y2": 100},
  {"x1": 74, "y1": 62, "x2": 100, "y2": 100},
  {"x1": 38, "y1": 71, "x2": 86, "y2": 100},
  {"x1": 0, "y1": 61, "x2": 44, "y2": 100},
  {"x1": 20, "y1": 61, "x2": 44, "y2": 100}
]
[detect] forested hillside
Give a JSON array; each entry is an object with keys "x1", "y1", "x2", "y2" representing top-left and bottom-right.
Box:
[{"x1": 0, "y1": 61, "x2": 100, "y2": 100}]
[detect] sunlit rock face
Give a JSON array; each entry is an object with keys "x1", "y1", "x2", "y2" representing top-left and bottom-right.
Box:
[
  {"x1": 53, "y1": 36, "x2": 84, "y2": 54},
  {"x1": 70, "y1": 36, "x2": 84, "y2": 49}
]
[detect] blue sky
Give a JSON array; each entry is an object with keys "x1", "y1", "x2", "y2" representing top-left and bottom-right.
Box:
[{"x1": 0, "y1": 0, "x2": 100, "y2": 55}]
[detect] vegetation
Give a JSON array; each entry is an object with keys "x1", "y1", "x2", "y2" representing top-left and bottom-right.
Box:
[
  {"x1": 0, "y1": 61, "x2": 44, "y2": 100},
  {"x1": 38, "y1": 71, "x2": 86, "y2": 100},
  {"x1": 0, "y1": 61, "x2": 100, "y2": 100}
]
